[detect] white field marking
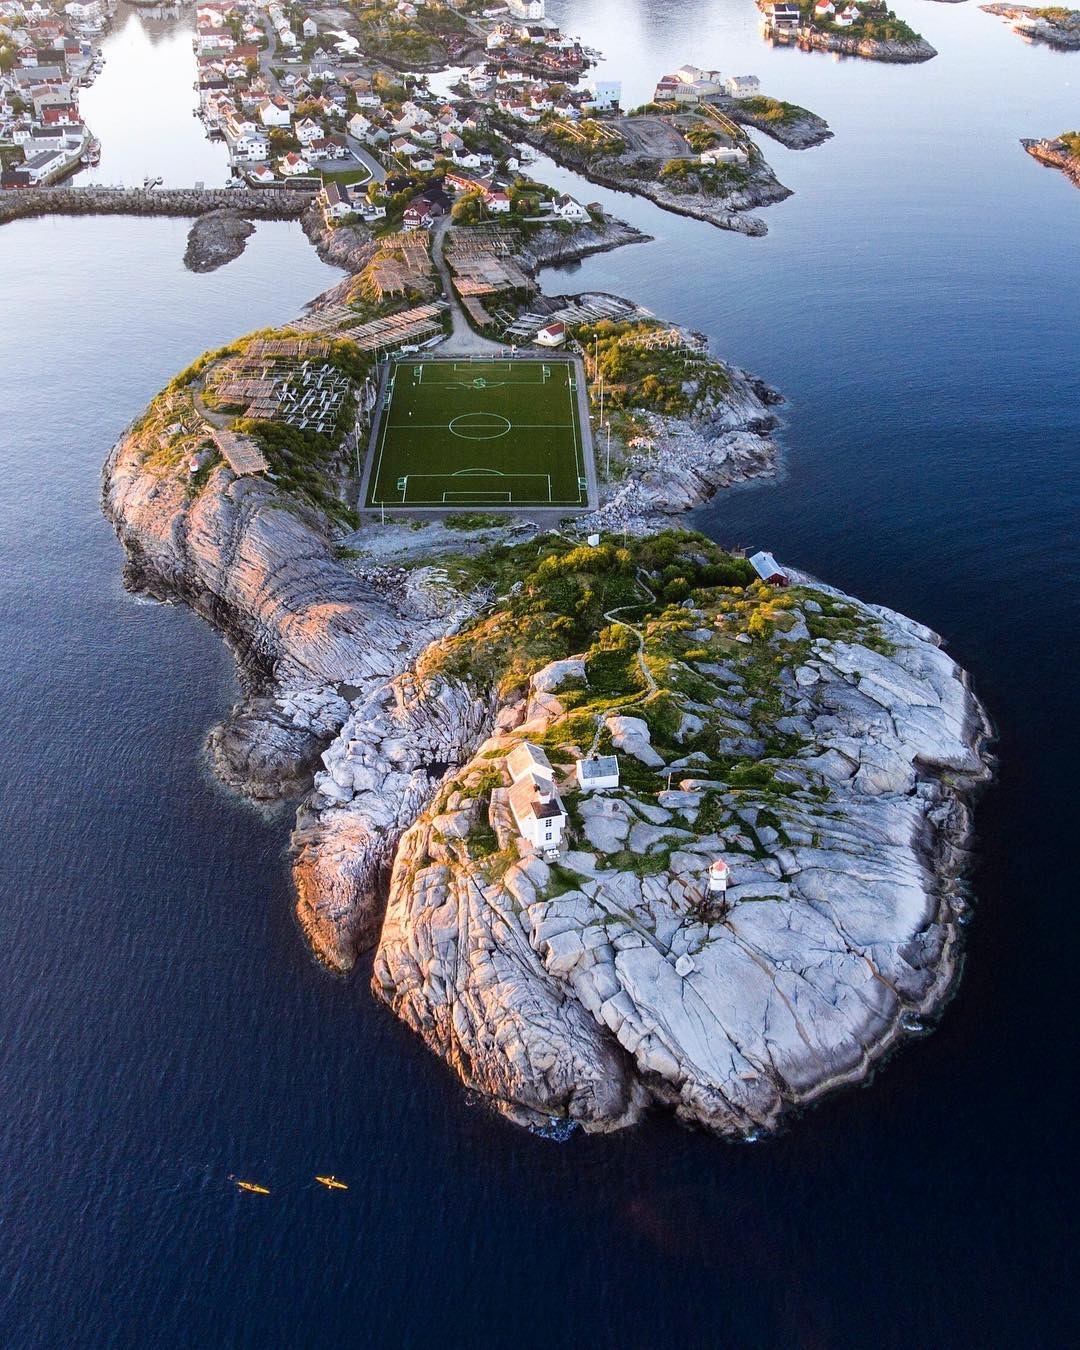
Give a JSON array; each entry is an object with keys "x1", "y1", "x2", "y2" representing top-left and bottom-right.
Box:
[
  {"x1": 441, "y1": 491, "x2": 512, "y2": 503},
  {"x1": 566, "y1": 362, "x2": 586, "y2": 503},
  {"x1": 385, "y1": 423, "x2": 575, "y2": 430},
  {"x1": 397, "y1": 471, "x2": 555, "y2": 505}
]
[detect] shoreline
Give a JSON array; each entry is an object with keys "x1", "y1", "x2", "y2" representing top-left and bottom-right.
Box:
[{"x1": 1021, "y1": 136, "x2": 1080, "y2": 187}]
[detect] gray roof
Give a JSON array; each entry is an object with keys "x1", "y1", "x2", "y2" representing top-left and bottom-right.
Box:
[{"x1": 579, "y1": 755, "x2": 619, "y2": 780}]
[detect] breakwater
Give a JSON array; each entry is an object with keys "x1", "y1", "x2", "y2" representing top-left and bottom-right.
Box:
[{"x1": 0, "y1": 186, "x2": 316, "y2": 227}]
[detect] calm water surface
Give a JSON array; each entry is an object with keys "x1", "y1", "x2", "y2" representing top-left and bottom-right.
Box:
[{"x1": 1, "y1": 4, "x2": 1077, "y2": 1347}]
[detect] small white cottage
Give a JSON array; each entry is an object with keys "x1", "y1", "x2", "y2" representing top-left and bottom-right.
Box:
[{"x1": 575, "y1": 754, "x2": 620, "y2": 792}]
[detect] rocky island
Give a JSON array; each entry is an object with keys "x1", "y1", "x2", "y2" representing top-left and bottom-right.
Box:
[
  {"x1": 758, "y1": 0, "x2": 937, "y2": 62},
  {"x1": 506, "y1": 109, "x2": 799, "y2": 237},
  {"x1": 1021, "y1": 132, "x2": 1080, "y2": 185},
  {"x1": 981, "y1": 4, "x2": 1080, "y2": 46},
  {"x1": 101, "y1": 165, "x2": 992, "y2": 1138}
]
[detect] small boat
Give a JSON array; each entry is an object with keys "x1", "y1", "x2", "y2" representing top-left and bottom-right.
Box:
[
  {"x1": 315, "y1": 1175, "x2": 348, "y2": 1191},
  {"x1": 234, "y1": 1179, "x2": 270, "y2": 1195},
  {"x1": 142, "y1": 174, "x2": 163, "y2": 189}
]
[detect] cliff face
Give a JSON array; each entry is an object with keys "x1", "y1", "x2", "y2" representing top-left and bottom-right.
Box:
[
  {"x1": 102, "y1": 439, "x2": 449, "y2": 800},
  {"x1": 362, "y1": 581, "x2": 991, "y2": 1135}
]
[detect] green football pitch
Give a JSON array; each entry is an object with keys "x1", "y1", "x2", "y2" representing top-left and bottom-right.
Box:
[{"x1": 364, "y1": 357, "x2": 590, "y2": 509}]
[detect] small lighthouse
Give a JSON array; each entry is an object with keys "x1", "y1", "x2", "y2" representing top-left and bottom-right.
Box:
[{"x1": 708, "y1": 857, "x2": 731, "y2": 897}]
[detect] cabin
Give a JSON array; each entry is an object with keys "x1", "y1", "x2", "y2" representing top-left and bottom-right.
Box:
[
  {"x1": 576, "y1": 754, "x2": 620, "y2": 792},
  {"x1": 506, "y1": 742, "x2": 567, "y2": 855},
  {"x1": 748, "y1": 550, "x2": 790, "y2": 587}
]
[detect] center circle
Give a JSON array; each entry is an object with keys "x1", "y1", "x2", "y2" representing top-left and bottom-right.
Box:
[{"x1": 448, "y1": 413, "x2": 512, "y2": 441}]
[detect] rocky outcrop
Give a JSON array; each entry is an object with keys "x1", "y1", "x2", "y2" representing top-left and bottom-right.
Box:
[
  {"x1": 183, "y1": 210, "x2": 256, "y2": 273},
  {"x1": 291, "y1": 672, "x2": 498, "y2": 970},
  {"x1": 518, "y1": 217, "x2": 652, "y2": 272},
  {"x1": 982, "y1": 5, "x2": 1080, "y2": 48},
  {"x1": 725, "y1": 102, "x2": 834, "y2": 151},
  {"x1": 102, "y1": 443, "x2": 452, "y2": 800},
  {"x1": 364, "y1": 584, "x2": 991, "y2": 1135},
  {"x1": 508, "y1": 128, "x2": 790, "y2": 237},
  {"x1": 1021, "y1": 136, "x2": 1080, "y2": 187},
  {"x1": 579, "y1": 370, "x2": 784, "y2": 534},
  {"x1": 800, "y1": 30, "x2": 937, "y2": 60}
]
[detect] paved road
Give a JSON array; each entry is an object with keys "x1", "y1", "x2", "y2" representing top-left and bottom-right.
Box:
[{"x1": 430, "y1": 217, "x2": 505, "y2": 354}]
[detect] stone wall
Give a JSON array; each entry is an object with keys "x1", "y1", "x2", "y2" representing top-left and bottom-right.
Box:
[{"x1": 0, "y1": 186, "x2": 316, "y2": 226}]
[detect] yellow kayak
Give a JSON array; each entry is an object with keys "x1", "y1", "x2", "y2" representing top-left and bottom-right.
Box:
[
  {"x1": 315, "y1": 1175, "x2": 348, "y2": 1191},
  {"x1": 235, "y1": 1179, "x2": 270, "y2": 1195}
]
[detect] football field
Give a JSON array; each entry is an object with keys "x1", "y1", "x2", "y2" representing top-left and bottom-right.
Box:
[{"x1": 364, "y1": 357, "x2": 591, "y2": 509}]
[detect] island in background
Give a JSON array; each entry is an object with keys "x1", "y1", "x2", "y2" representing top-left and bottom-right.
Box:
[
  {"x1": 757, "y1": 0, "x2": 937, "y2": 62},
  {"x1": 981, "y1": 4, "x2": 1080, "y2": 47}
]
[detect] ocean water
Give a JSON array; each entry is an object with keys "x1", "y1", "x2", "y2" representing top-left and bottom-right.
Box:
[{"x1": 1, "y1": 5, "x2": 1077, "y2": 1347}]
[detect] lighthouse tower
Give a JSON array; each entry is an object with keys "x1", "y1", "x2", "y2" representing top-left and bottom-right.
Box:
[{"x1": 708, "y1": 857, "x2": 731, "y2": 897}]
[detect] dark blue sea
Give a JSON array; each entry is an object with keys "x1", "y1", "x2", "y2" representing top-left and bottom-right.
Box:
[{"x1": 1, "y1": 4, "x2": 1077, "y2": 1346}]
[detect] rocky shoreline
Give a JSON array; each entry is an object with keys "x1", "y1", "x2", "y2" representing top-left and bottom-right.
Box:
[
  {"x1": 982, "y1": 4, "x2": 1080, "y2": 48},
  {"x1": 1021, "y1": 136, "x2": 1080, "y2": 186},
  {"x1": 514, "y1": 130, "x2": 790, "y2": 237},
  {"x1": 723, "y1": 101, "x2": 834, "y2": 151},
  {"x1": 101, "y1": 185, "x2": 993, "y2": 1140},
  {"x1": 799, "y1": 30, "x2": 937, "y2": 60}
]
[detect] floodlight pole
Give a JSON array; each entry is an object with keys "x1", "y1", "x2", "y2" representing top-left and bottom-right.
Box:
[{"x1": 605, "y1": 422, "x2": 611, "y2": 479}]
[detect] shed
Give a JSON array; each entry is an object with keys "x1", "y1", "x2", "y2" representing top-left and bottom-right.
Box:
[
  {"x1": 748, "y1": 550, "x2": 789, "y2": 587},
  {"x1": 576, "y1": 754, "x2": 620, "y2": 792}
]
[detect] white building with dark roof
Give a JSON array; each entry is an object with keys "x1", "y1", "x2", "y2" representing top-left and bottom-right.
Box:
[{"x1": 506, "y1": 742, "x2": 566, "y2": 854}]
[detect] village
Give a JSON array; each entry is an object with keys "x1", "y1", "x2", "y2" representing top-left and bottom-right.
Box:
[{"x1": 0, "y1": 0, "x2": 112, "y2": 187}]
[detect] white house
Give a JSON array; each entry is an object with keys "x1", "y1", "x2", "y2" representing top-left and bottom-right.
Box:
[
  {"x1": 320, "y1": 181, "x2": 352, "y2": 222},
  {"x1": 576, "y1": 754, "x2": 620, "y2": 792},
  {"x1": 347, "y1": 112, "x2": 372, "y2": 140},
  {"x1": 484, "y1": 188, "x2": 511, "y2": 213},
  {"x1": 506, "y1": 743, "x2": 567, "y2": 855},
  {"x1": 259, "y1": 97, "x2": 292, "y2": 127},
  {"x1": 724, "y1": 75, "x2": 760, "y2": 98},
  {"x1": 302, "y1": 17, "x2": 318, "y2": 37},
  {"x1": 248, "y1": 163, "x2": 277, "y2": 185},
  {"x1": 701, "y1": 145, "x2": 749, "y2": 167},
  {"x1": 295, "y1": 116, "x2": 323, "y2": 145},
  {"x1": 552, "y1": 193, "x2": 590, "y2": 224},
  {"x1": 813, "y1": 0, "x2": 836, "y2": 16},
  {"x1": 278, "y1": 151, "x2": 312, "y2": 176},
  {"x1": 508, "y1": 0, "x2": 545, "y2": 18},
  {"x1": 535, "y1": 321, "x2": 566, "y2": 348},
  {"x1": 834, "y1": 4, "x2": 861, "y2": 24},
  {"x1": 585, "y1": 80, "x2": 621, "y2": 111}
]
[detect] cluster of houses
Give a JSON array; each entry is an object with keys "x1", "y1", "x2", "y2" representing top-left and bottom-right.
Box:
[
  {"x1": 653, "y1": 64, "x2": 761, "y2": 106},
  {"x1": 765, "y1": 1, "x2": 863, "y2": 31},
  {"x1": 479, "y1": 0, "x2": 590, "y2": 78},
  {"x1": 0, "y1": 0, "x2": 105, "y2": 188}
]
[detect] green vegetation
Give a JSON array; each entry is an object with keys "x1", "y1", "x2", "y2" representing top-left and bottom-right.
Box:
[
  {"x1": 574, "y1": 319, "x2": 731, "y2": 417},
  {"x1": 735, "y1": 96, "x2": 807, "y2": 127},
  {"x1": 1060, "y1": 130, "x2": 1080, "y2": 156},
  {"x1": 443, "y1": 512, "x2": 511, "y2": 531},
  {"x1": 795, "y1": 0, "x2": 923, "y2": 43}
]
